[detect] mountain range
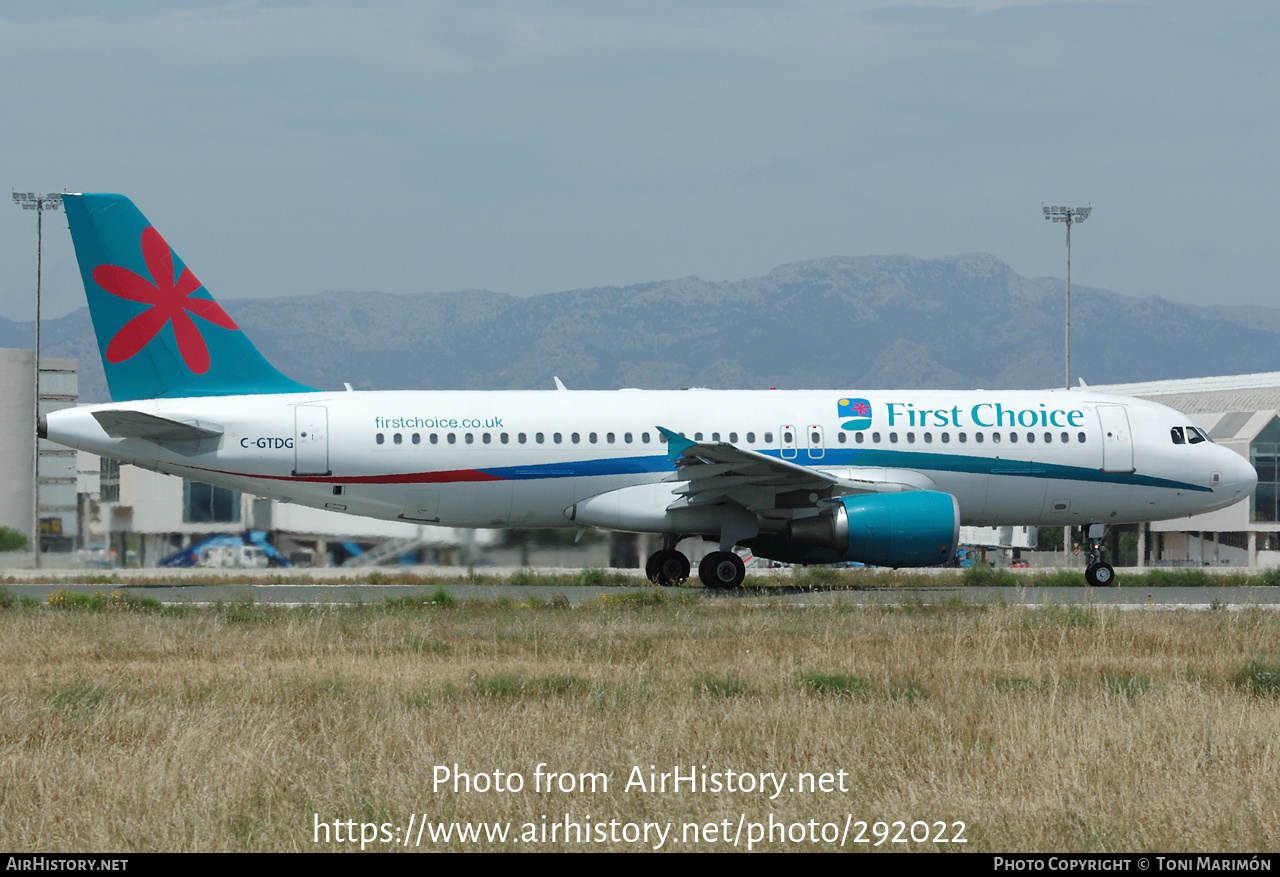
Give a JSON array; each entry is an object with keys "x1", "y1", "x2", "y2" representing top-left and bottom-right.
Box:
[{"x1": 3, "y1": 253, "x2": 1277, "y2": 403}]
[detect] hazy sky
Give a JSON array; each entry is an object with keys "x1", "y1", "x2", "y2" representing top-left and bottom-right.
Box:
[{"x1": 1, "y1": 1, "x2": 1277, "y2": 321}]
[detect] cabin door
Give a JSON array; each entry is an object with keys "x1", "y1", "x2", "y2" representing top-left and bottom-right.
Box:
[
  {"x1": 1096, "y1": 405, "x2": 1135, "y2": 473},
  {"x1": 294, "y1": 405, "x2": 330, "y2": 476}
]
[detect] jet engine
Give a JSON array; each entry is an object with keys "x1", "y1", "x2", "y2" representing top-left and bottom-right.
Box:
[{"x1": 786, "y1": 491, "x2": 960, "y2": 568}]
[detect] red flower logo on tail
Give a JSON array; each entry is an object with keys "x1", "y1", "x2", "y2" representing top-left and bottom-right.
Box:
[{"x1": 92, "y1": 227, "x2": 239, "y2": 375}]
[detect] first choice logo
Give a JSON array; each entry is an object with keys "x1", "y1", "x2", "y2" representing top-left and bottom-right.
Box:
[
  {"x1": 241, "y1": 437, "x2": 294, "y2": 449},
  {"x1": 838, "y1": 398, "x2": 872, "y2": 431}
]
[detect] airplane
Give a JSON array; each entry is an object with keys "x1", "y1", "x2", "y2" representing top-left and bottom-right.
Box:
[{"x1": 41, "y1": 194, "x2": 1258, "y2": 588}]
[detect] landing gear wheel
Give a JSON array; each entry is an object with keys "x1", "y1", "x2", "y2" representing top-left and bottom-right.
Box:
[
  {"x1": 698, "y1": 551, "x2": 746, "y2": 589},
  {"x1": 1085, "y1": 562, "x2": 1115, "y2": 587},
  {"x1": 646, "y1": 549, "x2": 690, "y2": 587}
]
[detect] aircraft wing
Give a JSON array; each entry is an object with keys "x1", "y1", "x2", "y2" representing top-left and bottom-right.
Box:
[{"x1": 657, "y1": 426, "x2": 928, "y2": 514}]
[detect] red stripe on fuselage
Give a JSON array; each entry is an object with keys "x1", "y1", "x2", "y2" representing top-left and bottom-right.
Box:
[{"x1": 188, "y1": 467, "x2": 505, "y2": 484}]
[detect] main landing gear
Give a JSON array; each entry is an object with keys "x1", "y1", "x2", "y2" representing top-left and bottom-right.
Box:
[
  {"x1": 645, "y1": 548, "x2": 690, "y2": 587},
  {"x1": 645, "y1": 539, "x2": 746, "y2": 589},
  {"x1": 1082, "y1": 523, "x2": 1116, "y2": 587},
  {"x1": 698, "y1": 551, "x2": 746, "y2": 589}
]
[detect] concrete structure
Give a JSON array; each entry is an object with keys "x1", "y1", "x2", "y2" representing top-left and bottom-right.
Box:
[{"x1": 0, "y1": 350, "x2": 78, "y2": 559}]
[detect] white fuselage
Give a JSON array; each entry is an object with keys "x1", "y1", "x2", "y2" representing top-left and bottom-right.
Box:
[{"x1": 45, "y1": 387, "x2": 1256, "y2": 533}]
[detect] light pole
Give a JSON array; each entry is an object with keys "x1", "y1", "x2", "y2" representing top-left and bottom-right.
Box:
[
  {"x1": 11, "y1": 191, "x2": 62, "y2": 568},
  {"x1": 1043, "y1": 203, "x2": 1091, "y2": 390}
]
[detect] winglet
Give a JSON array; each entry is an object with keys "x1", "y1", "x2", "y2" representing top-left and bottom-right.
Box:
[
  {"x1": 657, "y1": 426, "x2": 696, "y2": 462},
  {"x1": 554, "y1": 376, "x2": 568, "y2": 391}
]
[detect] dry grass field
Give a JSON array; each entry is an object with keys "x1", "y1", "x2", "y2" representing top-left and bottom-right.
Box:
[{"x1": 0, "y1": 590, "x2": 1277, "y2": 852}]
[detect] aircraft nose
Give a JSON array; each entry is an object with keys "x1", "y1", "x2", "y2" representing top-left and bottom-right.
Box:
[{"x1": 1222, "y1": 448, "x2": 1257, "y2": 496}]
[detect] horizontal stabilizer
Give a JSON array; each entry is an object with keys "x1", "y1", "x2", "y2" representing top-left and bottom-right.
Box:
[{"x1": 92, "y1": 409, "x2": 223, "y2": 442}]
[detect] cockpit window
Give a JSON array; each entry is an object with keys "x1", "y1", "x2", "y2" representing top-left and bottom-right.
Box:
[
  {"x1": 1171, "y1": 427, "x2": 1185, "y2": 445},
  {"x1": 1187, "y1": 426, "x2": 1207, "y2": 444}
]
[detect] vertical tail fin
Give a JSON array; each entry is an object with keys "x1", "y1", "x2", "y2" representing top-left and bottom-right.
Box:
[{"x1": 63, "y1": 193, "x2": 315, "y2": 401}]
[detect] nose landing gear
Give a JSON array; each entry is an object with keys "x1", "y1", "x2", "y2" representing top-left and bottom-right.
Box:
[{"x1": 1082, "y1": 523, "x2": 1116, "y2": 587}]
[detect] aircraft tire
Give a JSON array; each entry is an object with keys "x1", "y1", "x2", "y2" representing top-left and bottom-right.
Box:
[
  {"x1": 699, "y1": 551, "x2": 746, "y2": 589},
  {"x1": 1085, "y1": 562, "x2": 1116, "y2": 587},
  {"x1": 648, "y1": 549, "x2": 690, "y2": 587}
]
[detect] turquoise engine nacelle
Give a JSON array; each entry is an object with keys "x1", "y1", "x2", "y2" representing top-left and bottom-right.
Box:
[{"x1": 787, "y1": 491, "x2": 960, "y2": 568}]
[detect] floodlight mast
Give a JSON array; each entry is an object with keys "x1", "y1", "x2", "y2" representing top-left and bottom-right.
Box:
[
  {"x1": 11, "y1": 191, "x2": 63, "y2": 569},
  {"x1": 1042, "y1": 204, "x2": 1091, "y2": 390}
]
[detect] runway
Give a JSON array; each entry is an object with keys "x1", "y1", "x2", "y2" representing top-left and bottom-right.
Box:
[{"x1": 3, "y1": 580, "x2": 1279, "y2": 608}]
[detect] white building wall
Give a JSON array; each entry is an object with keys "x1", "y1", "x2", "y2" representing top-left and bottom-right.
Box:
[{"x1": 0, "y1": 351, "x2": 35, "y2": 540}]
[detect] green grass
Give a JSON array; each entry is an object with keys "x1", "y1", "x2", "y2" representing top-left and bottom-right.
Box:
[
  {"x1": 1234, "y1": 660, "x2": 1280, "y2": 696},
  {"x1": 801, "y1": 672, "x2": 872, "y2": 698},
  {"x1": 694, "y1": 672, "x2": 753, "y2": 697}
]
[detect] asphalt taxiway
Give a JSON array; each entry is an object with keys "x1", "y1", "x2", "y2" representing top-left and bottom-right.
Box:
[{"x1": 2, "y1": 580, "x2": 1278, "y2": 608}]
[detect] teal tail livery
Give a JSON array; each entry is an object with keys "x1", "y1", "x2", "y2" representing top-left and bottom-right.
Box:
[
  {"x1": 63, "y1": 193, "x2": 315, "y2": 401},
  {"x1": 46, "y1": 193, "x2": 1257, "y2": 588}
]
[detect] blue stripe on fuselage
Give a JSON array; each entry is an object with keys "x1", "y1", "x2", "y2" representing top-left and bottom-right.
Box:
[{"x1": 475, "y1": 446, "x2": 1209, "y2": 492}]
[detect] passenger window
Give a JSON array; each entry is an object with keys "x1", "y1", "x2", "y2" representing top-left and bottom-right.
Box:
[
  {"x1": 641, "y1": 432, "x2": 650, "y2": 443},
  {"x1": 959, "y1": 433, "x2": 967, "y2": 443},
  {"x1": 855, "y1": 432, "x2": 864, "y2": 444},
  {"x1": 376, "y1": 433, "x2": 385, "y2": 445},
  {"x1": 695, "y1": 432, "x2": 703, "y2": 441},
  {"x1": 837, "y1": 433, "x2": 847, "y2": 444},
  {"x1": 394, "y1": 433, "x2": 403, "y2": 445},
  {"x1": 729, "y1": 432, "x2": 738, "y2": 443},
  {"x1": 465, "y1": 433, "x2": 474, "y2": 444},
  {"x1": 500, "y1": 433, "x2": 509, "y2": 444},
  {"x1": 1060, "y1": 432, "x2": 1068, "y2": 443},
  {"x1": 554, "y1": 433, "x2": 563, "y2": 443},
  {"x1": 606, "y1": 432, "x2": 615, "y2": 443},
  {"x1": 571, "y1": 433, "x2": 580, "y2": 443},
  {"x1": 764, "y1": 432, "x2": 773, "y2": 443},
  {"x1": 1077, "y1": 432, "x2": 1086, "y2": 443},
  {"x1": 1043, "y1": 432, "x2": 1051, "y2": 443},
  {"x1": 872, "y1": 432, "x2": 880, "y2": 443},
  {"x1": 906, "y1": 432, "x2": 915, "y2": 443},
  {"x1": 536, "y1": 432, "x2": 545, "y2": 444},
  {"x1": 430, "y1": 433, "x2": 439, "y2": 445},
  {"x1": 482, "y1": 433, "x2": 491, "y2": 444},
  {"x1": 412, "y1": 433, "x2": 421, "y2": 444},
  {"x1": 624, "y1": 432, "x2": 633, "y2": 443},
  {"x1": 923, "y1": 432, "x2": 932, "y2": 443},
  {"x1": 889, "y1": 432, "x2": 899, "y2": 443},
  {"x1": 447, "y1": 433, "x2": 457, "y2": 444},
  {"x1": 712, "y1": 432, "x2": 720, "y2": 441},
  {"x1": 941, "y1": 433, "x2": 950, "y2": 443},
  {"x1": 974, "y1": 433, "x2": 983, "y2": 443},
  {"x1": 1026, "y1": 432, "x2": 1033, "y2": 443},
  {"x1": 811, "y1": 431, "x2": 821, "y2": 444},
  {"x1": 993, "y1": 433, "x2": 1001, "y2": 443},
  {"x1": 747, "y1": 432, "x2": 756, "y2": 443},
  {"x1": 1008, "y1": 432, "x2": 1017, "y2": 443},
  {"x1": 518, "y1": 433, "x2": 527, "y2": 443}
]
